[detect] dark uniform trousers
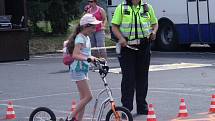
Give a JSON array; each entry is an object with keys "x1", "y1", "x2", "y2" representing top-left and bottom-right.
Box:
[{"x1": 118, "y1": 38, "x2": 151, "y2": 112}]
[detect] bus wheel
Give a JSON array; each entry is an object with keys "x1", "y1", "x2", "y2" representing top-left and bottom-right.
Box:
[{"x1": 157, "y1": 21, "x2": 178, "y2": 51}]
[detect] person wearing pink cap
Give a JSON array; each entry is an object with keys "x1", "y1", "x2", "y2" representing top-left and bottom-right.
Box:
[
  {"x1": 86, "y1": 0, "x2": 107, "y2": 59},
  {"x1": 65, "y1": 13, "x2": 101, "y2": 121}
]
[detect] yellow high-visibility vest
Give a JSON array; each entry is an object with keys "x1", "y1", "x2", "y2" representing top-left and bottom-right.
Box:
[{"x1": 120, "y1": 2, "x2": 152, "y2": 40}]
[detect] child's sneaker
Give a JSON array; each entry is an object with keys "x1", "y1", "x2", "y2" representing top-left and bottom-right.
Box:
[{"x1": 65, "y1": 117, "x2": 77, "y2": 121}]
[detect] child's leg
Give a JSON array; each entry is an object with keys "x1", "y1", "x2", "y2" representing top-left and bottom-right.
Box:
[
  {"x1": 70, "y1": 79, "x2": 92, "y2": 121},
  {"x1": 77, "y1": 90, "x2": 85, "y2": 121}
]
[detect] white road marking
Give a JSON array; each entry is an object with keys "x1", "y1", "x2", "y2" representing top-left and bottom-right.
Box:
[
  {"x1": 0, "y1": 87, "x2": 213, "y2": 102},
  {"x1": 150, "y1": 90, "x2": 210, "y2": 98},
  {"x1": 0, "y1": 87, "x2": 212, "y2": 120},
  {"x1": 22, "y1": 116, "x2": 105, "y2": 121},
  {"x1": 0, "y1": 88, "x2": 119, "y2": 102},
  {"x1": 107, "y1": 63, "x2": 212, "y2": 74},
  {"x1": 0, "y1": 89, "x2": 210, "y2": 117},
  {"x1": 0, "y1": 103, "x2": 69, "y2": 113},
  {"x1": 0, "y1": 92, "x2": 78, "y2": 102},
  {"x1": 15, "y1": 64, "x2": 32, "y2": 66}
]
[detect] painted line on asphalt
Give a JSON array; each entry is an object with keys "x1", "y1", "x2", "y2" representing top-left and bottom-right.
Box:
[
  {"x1": 106, "y1": 63, "x2": 212, "y2": 74},
  {"x1": 0, "y1": 88, "x2": 120, "y2": 102},
  {"x1": 171, "y1": 113, "x2": 215, "y2": 121},
  {"x1": 15, "y1": 63, "x2": 32, "y2": 66},
  {"x1": 0, "y1": 92, "x2": 79, "y2": 102},
  {"x1": 0, "y1": 103, "x2": 37, "y2": 111},
  {"x1": 0, "y1": 88, "x2": 212, "y2": 121},
  {"x1": 150, "y1": 87, "x2": 215, "y2": 92},
  {"x1": 150, "y1": 90, "x2": 210, "y2": 98},
  {"x1": 22, "y1": 116, "x2": 144, "y2": 121},
  {"x1": 0, "y1": 104, "x2": 118, "y2": 121},
  {"x1": 0, "y1": 103, "x2": 74, "y2": 114},
  {"x1": 0, "y1": 87, "x2": 212, "y2": 102},
  {"x1": 0, "y1": 104, "x2": 71, "y2": 119},
  {"x1": 0, "y1": 100, "x2": 212, "y2": 121}
]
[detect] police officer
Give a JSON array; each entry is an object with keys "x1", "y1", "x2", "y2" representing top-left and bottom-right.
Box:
[{"x1": 111, "y1": 0, "x2": 158, "y2": 115}]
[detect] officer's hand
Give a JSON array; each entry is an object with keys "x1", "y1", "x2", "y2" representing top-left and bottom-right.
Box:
[
  {"x1": 119, "y1": 37, "x2": 127, "y2": 47},
  {"x1": 149, "y1": 31, "x2": 156, "y2": 41}
]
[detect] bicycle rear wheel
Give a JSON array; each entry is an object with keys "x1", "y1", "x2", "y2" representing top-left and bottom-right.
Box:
[
  {"x1": 29, "y1": 107, "x2": 56, "y2": 121},
  {"x1": 106, "y1": 106, "x2": 133, "y2": 121}
]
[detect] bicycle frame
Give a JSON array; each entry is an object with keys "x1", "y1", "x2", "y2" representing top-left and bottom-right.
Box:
[
  {"x1": 29, "y1": 58, "x2": 129, "y2": 121},
  {"x1": 90, "y1": 60, "x2": 120, "y2": 121}
]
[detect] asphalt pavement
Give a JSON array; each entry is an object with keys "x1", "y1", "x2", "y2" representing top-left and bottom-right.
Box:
[{"x1": 0, "y1": 49, "x2": 215, "y2": 121}]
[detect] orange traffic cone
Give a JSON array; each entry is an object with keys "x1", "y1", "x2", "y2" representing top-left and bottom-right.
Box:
[
  {"x1": 6, "y1": 101, "x2": 16, "y2": 120},
  {"x1": 147, "y1": 104, "x2": 157, "y2": 121},
  {"x1": 71, "y1": 99, "x2": 78, "y2": 119},
  {"x1": 71, "y1": 99, "x2": 76, "y2": 112},
  {"x1": 177, "y1": 98, "x2": 188, "y2": 117},
  {"x1": 66, "y1": 99, "x2": 77, "y2": 120},
  {"x1": 209, "y1": 94, "x2": 215, "y2": 113}
]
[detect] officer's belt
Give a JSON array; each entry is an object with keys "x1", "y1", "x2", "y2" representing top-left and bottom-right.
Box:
[{"x1": 127, "y1": 39, "x2": 141, "y2": 45}]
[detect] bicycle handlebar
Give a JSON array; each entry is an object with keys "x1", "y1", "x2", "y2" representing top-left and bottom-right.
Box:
[
  {"x1": 87, "y1": 58, "x2": 93, "y2": 63},
  {"x1": 87, "y1": 58, "x2": 109, "y2": 76},
  {"x1": 87, "y1": 58, "x2": 106, "y2": 65}
]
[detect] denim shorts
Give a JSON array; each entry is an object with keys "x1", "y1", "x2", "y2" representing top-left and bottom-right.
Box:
[{"x1": 70, "y1": 70, "x2": 88, "y2": 82}]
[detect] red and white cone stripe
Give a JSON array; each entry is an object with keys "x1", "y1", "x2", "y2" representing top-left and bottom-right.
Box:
[
  {"x1": 6, "y1": 101, "x2": 16, "y2": 119},
  {"x1": 178, "y1": 98, "x2": 188, "y2": 117},
  {"x1": 147, "y1": 104, "x2": 157, "y2": 121},
  {"x1": 71, "y1": 100, "x2": 76, "y2": 112},
  {"x1": 209, "y1": 94, "x2": 215, "y2": 113}
]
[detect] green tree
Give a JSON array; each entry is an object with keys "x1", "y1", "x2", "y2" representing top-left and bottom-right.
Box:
[
  {"x1": 27, "y1": 0, "x2": 82, "y2": 35},
  {"x1": 27, "y1": 1, "x2": 49, "y2": 33},
  {"x1": 47, "y1": 0, "x2": 67, "y2": 34}
]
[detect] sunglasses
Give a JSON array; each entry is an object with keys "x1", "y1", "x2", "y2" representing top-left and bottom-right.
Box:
[
  {"x1": 88, "y1": 1, "x2": 94, "y2": 3},
  {"x1": 86, "y1": 24, "x2": 96, "y2": 28}
]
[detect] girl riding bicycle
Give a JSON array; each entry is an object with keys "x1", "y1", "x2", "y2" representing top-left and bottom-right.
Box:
[{"x1": 65, "y1": 13, "x2": 101, "y2": 121}]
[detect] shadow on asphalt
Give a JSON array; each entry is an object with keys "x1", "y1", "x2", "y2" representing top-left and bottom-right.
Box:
[{"x1": 49, "y1": 69, "x2": 69, "y2": 74}]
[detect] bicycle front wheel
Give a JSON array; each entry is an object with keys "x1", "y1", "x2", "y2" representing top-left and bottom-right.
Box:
[
  {"x1": 29, "y1": 107, "x2": 56, "y2": 121},
  {"x1": 106, "y1": 106, "x2": 133, "y2": 121}
]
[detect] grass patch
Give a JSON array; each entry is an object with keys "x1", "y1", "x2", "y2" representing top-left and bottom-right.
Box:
[
  {"x1": 29, "y1": 34, "x2": 115, "y2": 55},
  {"x1": 29, "y1": 19, "x2": 116, "y2": 55},
  {"x1": 29, "y1": 35, "x2": 67, "y2": 55}
]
